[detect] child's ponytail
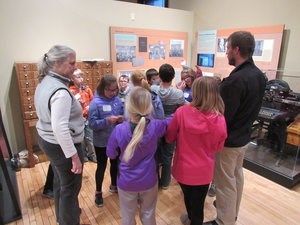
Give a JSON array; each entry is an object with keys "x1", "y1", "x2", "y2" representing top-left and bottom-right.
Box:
[
  {"x1": 122, "y1": 87, "x2": 153, "y2": 163},
  {"x1": 122, "y1": 115, "x2": 147, "y2": 162}
]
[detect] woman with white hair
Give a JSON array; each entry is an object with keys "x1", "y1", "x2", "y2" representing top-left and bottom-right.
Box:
[{"x1": 35, "y1": 45, "x2": 86, "y2": 225}]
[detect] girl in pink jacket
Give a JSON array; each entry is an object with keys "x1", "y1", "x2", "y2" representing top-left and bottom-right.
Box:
[{"x1": 166, "y1": 76, "x2": 227, "y2": 225}]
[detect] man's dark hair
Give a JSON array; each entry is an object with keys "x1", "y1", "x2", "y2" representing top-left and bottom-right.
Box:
[
  {"x1": 227, "y1": 31, "x2": 255, "y2": 59},
  {"x1": 146, "y1": 68, "x2": 159, "y2": 82},
  {"x1": 159, "y1": 64, "x2": 175, "y2": 82}
]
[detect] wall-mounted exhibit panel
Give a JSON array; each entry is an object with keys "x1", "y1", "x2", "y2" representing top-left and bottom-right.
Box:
[
  {"x1": 110, "y1": 26, "x2": 188, "y2": 80},
  {"x1": 195, "y1": 24, "x2": 285, "y2": 80}
]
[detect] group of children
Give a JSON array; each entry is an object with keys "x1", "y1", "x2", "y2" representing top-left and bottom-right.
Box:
[
  {"x1": 42, "y1": 62, "x2": 226, "y2": 225},
  {"x1": 37, "y1": 31, "x2": 265, "y2": 225},
  {"x1": 83, "y1": 63, "x2": 227, "y2": 225}
]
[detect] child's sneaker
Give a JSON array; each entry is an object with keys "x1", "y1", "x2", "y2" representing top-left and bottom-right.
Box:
[
  {"x1": 109, "y1": 185, "x2": 118, "y2": 193},
  {"x1": 95, "y1": 192, "x2": 103, "y2": 207}
]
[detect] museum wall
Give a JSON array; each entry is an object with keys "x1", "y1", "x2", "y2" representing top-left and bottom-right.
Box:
[
  {"x1": 170, "y1": 0, "x2": 300, "y2": 92},
  {"x1": 0, "y1": 0, "x2": 194, "y2": 153},
  {"x1": 2, "y1": 0, "x2": 299, "y2": 154}
]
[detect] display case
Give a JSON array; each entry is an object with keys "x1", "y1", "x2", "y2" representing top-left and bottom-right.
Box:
[{"x1": 244, "y1": 72, "x2": 300, "y2": 188}]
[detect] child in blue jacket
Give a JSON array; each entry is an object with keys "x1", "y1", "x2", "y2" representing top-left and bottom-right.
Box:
[{"x1": 88, "y1": 74, "x2": 124, "y2": 207}]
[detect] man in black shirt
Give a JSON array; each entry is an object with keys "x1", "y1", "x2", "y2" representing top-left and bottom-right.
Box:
[{"x1": 204, "y1": 31, "x2": 266, "y2": 225}]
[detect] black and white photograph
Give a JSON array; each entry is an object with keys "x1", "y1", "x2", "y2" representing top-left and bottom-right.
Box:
[
  {"x1": 217, "y1": 37, "x2": 227, "y2": 52},
  {"x1": 149, "y1": 42, "x2": 165, "y2": 60},
  {"x1": 114, "y1": 33, "x2": 137, "y2": 62},
  {"x1": 254, "y1": 40, "x2": 264, "y2": 56},
  {"x1": 169, "y1": 39, "x2": 184, "y2": 57},
  {"x1": 116, "y1": 45, "x2": 136, "y2": 62}
]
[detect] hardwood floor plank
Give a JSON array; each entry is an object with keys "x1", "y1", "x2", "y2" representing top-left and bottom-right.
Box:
[{"x1": 6, "y1": 161, "x2": 300, "y2": 225}]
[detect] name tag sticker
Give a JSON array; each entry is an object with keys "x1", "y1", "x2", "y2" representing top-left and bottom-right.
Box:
[{"x1": 103, "y1": 105, "x2": 112, "y2": 112}]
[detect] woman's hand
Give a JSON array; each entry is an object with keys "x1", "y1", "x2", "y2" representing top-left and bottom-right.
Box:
[{"x1": 71, "y1": 153, "x2": 83, "y2": 174}]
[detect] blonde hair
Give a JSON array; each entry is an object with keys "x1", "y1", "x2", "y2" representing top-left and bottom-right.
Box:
[
  {"x1": 122, "y1": 87, "x2": 153, "y2": 163},
  {"x1": 73, "y1": 69, "x2": 83, "y2": 77},
  {"x1": 181, "y1": 67, "x2": 196, "y2": 80},
  {"x1": 191, "y1": 76, "x2": 224, "y2": 114},
  {"x1": 212, "y1": 74, "x2": 222, "y2": 85},
  {"x1": 130, "y1": 70, "x2": 150, "y2": 91}
]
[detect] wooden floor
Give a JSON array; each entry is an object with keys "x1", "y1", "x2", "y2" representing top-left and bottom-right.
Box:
[{"x1": 6, "y1": 161, "x2": 300, "y2": 225}]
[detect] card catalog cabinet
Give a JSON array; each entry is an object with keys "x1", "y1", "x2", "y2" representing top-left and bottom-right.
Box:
[
  {"x1": 76, "y1": 61, "x2": 113, "y2": 92},
  {"x1": 15, "y1": 62, "x2": 39, "y2": 167},
  {"x1": 15, "y1": 61, "x2": 113, "y2": 167}
]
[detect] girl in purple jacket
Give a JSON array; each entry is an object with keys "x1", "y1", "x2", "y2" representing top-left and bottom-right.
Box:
[{"x1": 107, "y1": 87, "x2": 169, "y2": 225}]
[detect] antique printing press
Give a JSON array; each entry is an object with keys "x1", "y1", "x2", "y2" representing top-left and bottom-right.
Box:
[{"x1": 253, "y1": 79, "x2": 300, "y2": 166}]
